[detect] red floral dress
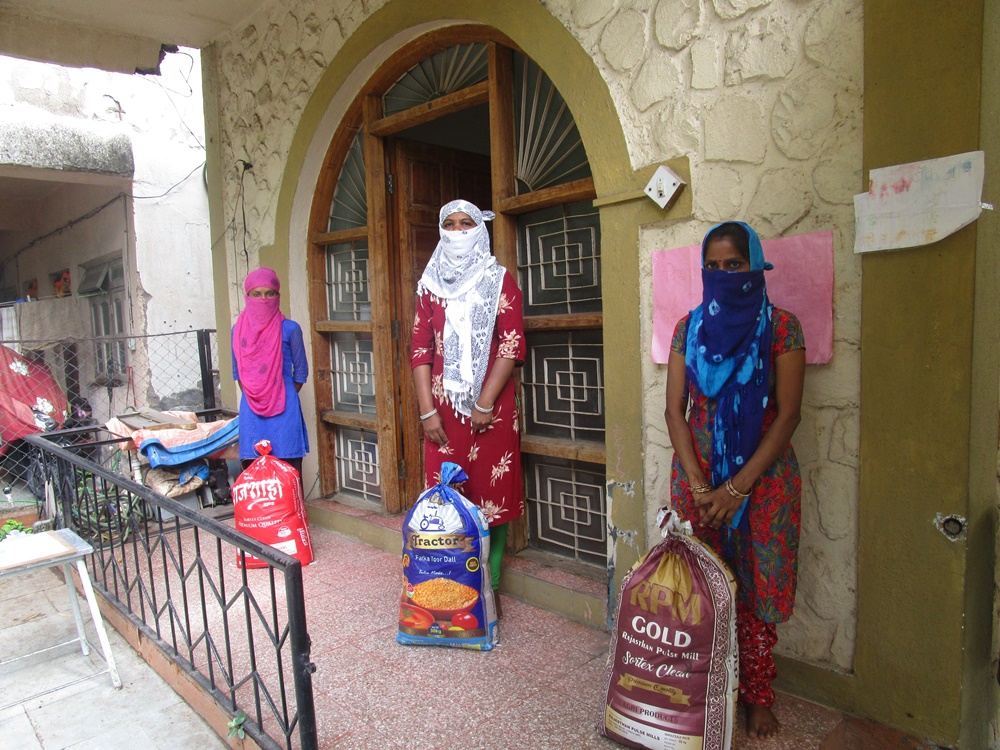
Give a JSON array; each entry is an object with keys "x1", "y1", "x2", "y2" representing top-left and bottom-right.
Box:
[
  {"x1": 410, "y1": 270, "x2": 526, "y2": 526},
  {"x1": 670, "y1": 308, "x2": 804, "y2": 624}
]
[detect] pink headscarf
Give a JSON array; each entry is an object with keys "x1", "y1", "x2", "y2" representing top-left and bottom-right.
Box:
[{"x1": 232, "y1": 268, "x2": 286, "y2": 417}]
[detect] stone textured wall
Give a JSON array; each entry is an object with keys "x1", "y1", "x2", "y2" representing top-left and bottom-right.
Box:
[
  {"x1": 208, "y1": 0, "x2": 863, "y2": 669},
  {"x1": 545, "y1": 0, "x2": 863, "y2": 669},
  {"x1": 208, "y1": 0, "x2": 388, "y2": 313}
]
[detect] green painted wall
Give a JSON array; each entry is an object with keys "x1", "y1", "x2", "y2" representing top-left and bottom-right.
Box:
[
  {"x1": 860, "y1": 0, "x2": 985, "y2": 742},
  {"x1": 969, "y1": 0, "x2": 1000, "y2": 745},
  {"x1": 779, "y1": 2, "x2": 993, "y2": 746}
]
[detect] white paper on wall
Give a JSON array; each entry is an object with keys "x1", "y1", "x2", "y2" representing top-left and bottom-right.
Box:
[{"x1": 853, "y1": 151, "x2": 985, "y2": 253}]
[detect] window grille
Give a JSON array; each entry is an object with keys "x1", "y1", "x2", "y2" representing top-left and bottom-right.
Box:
[
  {"x1": 525, "y1": 456, "x2": 607, "y2": 566},
  {"x1": 521, "y1": 330, "x2": 605, "y2": 442},
  {"x1": 326, "y1": 241, "x2": 371, "y2": 321},
  {"x1": 80, "y1": 257, "x2": 128, "y2": 382},
  {"x1": 517, "y1": 200, "x2": 606, "y2": 566},
  {"x1": 335, "y1": 427, "x2": 381, "y2": 503},
  {"x1": 517, "y1": 202, "x2": 602, "y2": 316},
  {"x1": 330, "y1": 333, "x2": 375, "y2": 415},
  {"x1": 512, "y1": 54, "x2": 592, "y2": 194},
  {"x1": 324, "y1": 235, "x2": 379, "y2": 499},
  {"x1": 328, "y1": 131, "x2": 367, "y2": 232}
]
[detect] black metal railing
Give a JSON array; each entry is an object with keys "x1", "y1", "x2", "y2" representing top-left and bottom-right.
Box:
[{"x1": 25, "y1": 431, "x2": 317, "y2": 750}]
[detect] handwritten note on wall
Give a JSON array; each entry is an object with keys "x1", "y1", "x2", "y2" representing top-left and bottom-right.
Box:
[
  {"x1": 651, "y1": 230, "x2": 834, "y2": 365},
  {"x1": 854, "y1": 151, "x2": 985, "y2": 253}
]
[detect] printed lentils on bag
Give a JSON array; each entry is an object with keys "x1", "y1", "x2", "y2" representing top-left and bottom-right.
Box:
[{"x1": 397, "y1": 462, "x2": 498, "y2": 651}]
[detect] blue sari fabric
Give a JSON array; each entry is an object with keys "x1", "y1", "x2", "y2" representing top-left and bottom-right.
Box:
[{"x1": 684, "y1": 222, "x2": 774, "y2": 531}]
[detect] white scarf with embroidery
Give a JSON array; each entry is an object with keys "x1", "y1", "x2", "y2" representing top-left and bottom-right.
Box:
[{"x1": 417, "y1": 200, "x2": 505, "y2": 418}]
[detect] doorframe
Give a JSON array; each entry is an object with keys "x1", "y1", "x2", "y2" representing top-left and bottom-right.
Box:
[
  {"x1": 304, "y1": 28, "x2": 512, "y2": 512},
  {"x1": 240, "y1": 3, "x2": 685, "y2": 611},
  {"x1": 388, "y1": 137, "x2": 493, "y2": 506},
  {"x1": 307, "y1": 29, "x2": 611, "y2": 516},
  {"x1": 309, "y1": 31, "x2": 623, "y2": 569}
]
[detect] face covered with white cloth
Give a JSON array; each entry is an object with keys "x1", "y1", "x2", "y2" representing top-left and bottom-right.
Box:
[{"x1": 416, "y1": 200, "x2": 505, "y2": 418}]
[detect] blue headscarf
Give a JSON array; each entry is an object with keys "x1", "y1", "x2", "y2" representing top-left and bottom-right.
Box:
[{"x1": 684, "y1": 222, "x2": 773, "y2": 532}]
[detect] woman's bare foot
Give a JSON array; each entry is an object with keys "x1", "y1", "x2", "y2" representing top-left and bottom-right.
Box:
[{"x1": 746, "y1": 704, "x2": 780, "y2": 739}]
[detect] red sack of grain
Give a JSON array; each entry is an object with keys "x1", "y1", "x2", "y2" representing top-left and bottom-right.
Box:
[
  {"x1": 232, "y1": 440, "x2": 313, "y2": 569},
  {"x1": 599, "y1": 509, "x2": 737, "y2": 750}
]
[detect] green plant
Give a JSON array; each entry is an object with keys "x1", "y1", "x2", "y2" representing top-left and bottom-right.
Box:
[
  {"x1": 0, "y1": 519, "x2": 32, "y2": 541},
  {"x1": 66, "y1": 468, "x2": 150, "y2": 544},
  {"x1": 227, "y1": 710, "x2": 247, "y2": 740}
]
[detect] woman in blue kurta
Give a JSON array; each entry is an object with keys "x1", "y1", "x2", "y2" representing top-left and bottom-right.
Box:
[{"x1": 231, "y1": 267, "x2": 309, "y2": 473}]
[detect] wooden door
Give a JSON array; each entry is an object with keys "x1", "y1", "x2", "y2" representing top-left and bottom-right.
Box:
[
  {"x1": 390, "y1": 138, "x2": 492, "y2": 505},
  {"x1": 312, "y1": 40, "x2": 605, "y2": 566}
]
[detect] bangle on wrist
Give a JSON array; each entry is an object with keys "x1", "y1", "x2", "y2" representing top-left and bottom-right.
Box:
[
  {"x1": 690, "y1": 482, "x2": 713, "y2": 495},
  {"x1": 419, "y1": 408, "x2": 438, "y2": 421},
  {"x1": 725, "y1": 478, "x2": 751, "y2": 499},
  {"x1": 473, "y1": 401, "x2": 494, "y2": 414}
]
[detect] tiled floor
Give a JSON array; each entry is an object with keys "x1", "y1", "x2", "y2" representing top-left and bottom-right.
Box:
[
  {"x1": 284, "y1": 529, "x2": 942, "y2": 750},
  {"x1": 1, "y1": 525, "x2": 942, "y2": 749}
]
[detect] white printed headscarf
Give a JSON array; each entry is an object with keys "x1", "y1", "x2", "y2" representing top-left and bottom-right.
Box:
[{"x1": 417, "y1": 200, "x2": 505, "y2": 418}]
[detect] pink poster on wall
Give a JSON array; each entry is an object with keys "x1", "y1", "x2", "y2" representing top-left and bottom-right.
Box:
[{"x1": 651, "y1": 230, "x2": 834, "y2": 365}]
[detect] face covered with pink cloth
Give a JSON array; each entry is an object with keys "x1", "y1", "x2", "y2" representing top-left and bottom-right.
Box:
[{"x1": 232, "y1": 268, "x2": 287, "y2": 417}]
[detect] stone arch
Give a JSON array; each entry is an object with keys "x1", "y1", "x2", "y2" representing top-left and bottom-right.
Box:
[{"x1": 263, "y1": 0, "x2": 686, "y2": 595}]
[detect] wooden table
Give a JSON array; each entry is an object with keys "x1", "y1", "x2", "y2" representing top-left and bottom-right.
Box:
[{"x1": 0, "y1": 528, "x2": 122, "y2": 705}]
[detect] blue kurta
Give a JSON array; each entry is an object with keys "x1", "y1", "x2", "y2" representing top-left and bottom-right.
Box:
[{"x1": 232, "y1": 319, "x2": 310, "y2": 460}]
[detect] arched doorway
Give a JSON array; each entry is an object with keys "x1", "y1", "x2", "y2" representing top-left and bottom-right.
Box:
[{"x1": 307, "y1": 28, "x2": 607, "y2": 567}]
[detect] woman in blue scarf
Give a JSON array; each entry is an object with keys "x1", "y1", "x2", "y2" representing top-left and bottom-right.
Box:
[{"x1": 664, "y1": 222, "x2": 805, "y2": 740}]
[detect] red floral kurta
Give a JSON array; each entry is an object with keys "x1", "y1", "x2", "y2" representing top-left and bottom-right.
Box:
[
  {"x1": 410, "y1": 270, "x2": 526, "y2": 526},
  {"x1": 670, "y1": 308, "x2": 804, "y2": 624}
]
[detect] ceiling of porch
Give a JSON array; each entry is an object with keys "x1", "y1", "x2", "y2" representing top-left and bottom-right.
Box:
[{"x1": 0, "y1": 0, "x2": 267, "y2": 74}]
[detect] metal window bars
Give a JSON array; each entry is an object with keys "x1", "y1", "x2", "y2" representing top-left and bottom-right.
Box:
[
  {"x1": 381, "y1": 43, "x2": 488, "y2": 116},
  {"x1": 524, "y1": 454, "x2": 608, "y2": 567}
]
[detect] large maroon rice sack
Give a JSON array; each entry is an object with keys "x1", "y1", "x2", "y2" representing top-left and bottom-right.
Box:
[
  {"x1": 599, "y1": 509, "x2": 737, "y2": 750},
  {"x1": 232, "y1": 440, "x2": 313, "y2": 569}
]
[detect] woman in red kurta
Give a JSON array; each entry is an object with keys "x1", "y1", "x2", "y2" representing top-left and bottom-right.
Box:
[
  {"x1": 410, "y1": 200, "x2": 526, "y2": 614},
  {"x1": 665, "y1": 222, "x2": 805, "y2": 740}
]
